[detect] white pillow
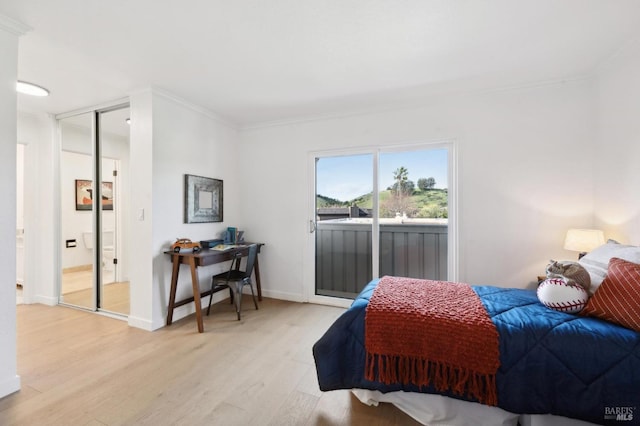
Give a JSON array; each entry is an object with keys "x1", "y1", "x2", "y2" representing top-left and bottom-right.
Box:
[{"x1": 579, "y1": 241, "x2": 640, "y2": 293}]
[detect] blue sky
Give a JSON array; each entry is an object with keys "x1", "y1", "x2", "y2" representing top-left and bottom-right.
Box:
[{"x1": 317, "y1": 149, "x2": 448, "y2": 202}]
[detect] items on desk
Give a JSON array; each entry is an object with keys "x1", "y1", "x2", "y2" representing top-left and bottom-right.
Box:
[
  {"x1": 211, "y1": 244, "x2": 241, "y2": 251},
  {"x1": 225, "y1": 227, "x2": 245, "y2": 244},
  {"x1": 200, "y1": 239, "x2": 224, "y2": 249},
  {"x1": 170, "y1": 238, "x2": 201, "y2": 253},
  {"x1": 226, "y1": 227, "x2": 237, "y2": 243}
]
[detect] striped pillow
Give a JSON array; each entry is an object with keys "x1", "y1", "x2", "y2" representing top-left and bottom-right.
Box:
[{"x1": 581, "y1": 257, "x2": 640, "y2": 331}]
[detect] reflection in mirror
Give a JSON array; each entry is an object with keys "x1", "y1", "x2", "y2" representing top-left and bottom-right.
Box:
[
  {"x1": 59, "y1": 112, "x2": 95, "y2": 310},
  {"x1": 58, "y1": 106, "x2": 130, "y2": 316},
  {"x1": 99, "y1": 106, "x2": 130, "y2": 315}
]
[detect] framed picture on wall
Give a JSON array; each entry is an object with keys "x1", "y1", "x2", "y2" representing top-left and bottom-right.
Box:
[
  {"x1": 75, "y1": 179, "x2": 92, "y2": 210},
  {"x1": 102, "y1": 181, "x2": 113, "y2": 210},
  {"x1": 184, "y1": 174, "x2": 223, "y2": 223},
  {"x1": 75, "y1": 179, "x2": 114, "y2": 211}
]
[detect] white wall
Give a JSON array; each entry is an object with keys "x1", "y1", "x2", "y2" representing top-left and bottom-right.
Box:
[
  {"x1": 128, "y1": 90, "x2": 240, "y2": 330},
  {"x1": 127, "y1": 90, "x2": 154, "y2": 330},
  {"x1": 239, "y1": 80, "x2": 597, "y2": 299},
  {"x1": 16, "y1": 111, "x2": 57, "y2": 306},
  {"x1": 59, "y1": 151, "x2": 120, "y2": 270},
  {"x1": 60, "y1": 150, "x2": 94, "y2": 267},
  {"x1": 60, "y1": 150, "x2": 130, "y2": 274},
  {"x1": 13, "y1": 31, "x2": 640, "y2": 342},
  {"x1": 0, "y1": 15, "x2": 23, "y2": 399},
  {"x1": 58, "y1": 121, "x2": 128, "y2": 274},
  {"x1": 16, "y1": 144, "x2": 24, "y2": 285},
  {"x1": 16, "y1": 144, "x2": 24, "y2": 229},
  {"x1": 593, "y1": 39, "x2": 640, "y2": 245}
]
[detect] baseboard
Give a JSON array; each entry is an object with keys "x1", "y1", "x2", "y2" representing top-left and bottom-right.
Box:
[
  {"x1": 0, "y1": 374, "x2": 21, "y2": 399},
  {"x1": 261, "y1": 289, "x2": 304, "y2": 303},
  {"x1": 151, "y1": 290, "x2": 305, "y2": 330},
  {"x1": 151, "y1": 317, "x2": 167, "y2": 331},
  {"x1": 154, "y1": 291, "x2": 230, "y2": 330},
  {"x1": 63, "y1": 264, "x2": 92, "y2": 273},
  {"x1": 128, "y1": 315, "x2": 155, "y2": 331},
  {"x1": 33, "y1": 294, "x2": 58, "y2": 306}
]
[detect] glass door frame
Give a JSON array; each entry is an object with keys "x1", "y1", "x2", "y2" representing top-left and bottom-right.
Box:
[
  {"x1": 55, "y1": 98, "x2": 129, "y2": 315},
  {"x1": 304, "y1": 140, "x2": 458, "y2": 307}
]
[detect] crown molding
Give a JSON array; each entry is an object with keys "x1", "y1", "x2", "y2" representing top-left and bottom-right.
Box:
[
  {"x1": 147, "y1": 86, "x2": 239, "y2": 131},
  {"x1": 0, "y1": 14, "x2": 31, "y2": 36},
  {"x1": 242, "y1": 75, "x2": 592, "y2": 131}
]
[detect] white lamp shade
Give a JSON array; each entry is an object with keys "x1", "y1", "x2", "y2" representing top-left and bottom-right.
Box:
[{"x1": 564, "y1": 229, "x2": 605, "y2": 253}]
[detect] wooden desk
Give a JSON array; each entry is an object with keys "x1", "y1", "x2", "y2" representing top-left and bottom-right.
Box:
[{"x1": 164, "y1": 243, "x2": 264, "y2": 333}]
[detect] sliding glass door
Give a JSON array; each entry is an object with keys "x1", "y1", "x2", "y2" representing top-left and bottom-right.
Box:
[
  {"x1": 58, "y1": 104, "x2": 130, "y2": 316},
  {"x1": 378, "y1": 149, "x2": 449, "y2": 281},
  {"x1": 314, "y1": 153, "x2": 374, "y2": 298},
  {"x1": 310, "y1": 144, "x2": 454, "y2": 303}
]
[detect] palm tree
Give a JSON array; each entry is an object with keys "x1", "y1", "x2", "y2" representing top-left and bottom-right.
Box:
[{"x1": 392, "y1": 167, "x2": 408, "y2": 197}]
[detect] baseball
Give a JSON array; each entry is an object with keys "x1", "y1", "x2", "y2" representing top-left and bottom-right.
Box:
[{"x1": 537, "y1": 278, "x2": 589, "y2": 314}]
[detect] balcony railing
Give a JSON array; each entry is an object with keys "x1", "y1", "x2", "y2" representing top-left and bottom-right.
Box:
[{"x1": 316, "y1": 218, "x2": 448, "y2": 298}]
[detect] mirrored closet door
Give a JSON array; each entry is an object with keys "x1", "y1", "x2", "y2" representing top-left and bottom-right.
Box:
[{"x1": 58, "y1": 104, "x2": 130, "y2": 316}]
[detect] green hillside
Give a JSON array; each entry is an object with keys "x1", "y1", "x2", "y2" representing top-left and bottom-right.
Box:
[
  {"x1": 316, "y1": 194, "x2": 348, "y2": 207},
  {"x1": 317, "y1": 188, "x2": 448, "y2": 218}
]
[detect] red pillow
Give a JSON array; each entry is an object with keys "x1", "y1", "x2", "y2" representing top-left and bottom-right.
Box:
[{"x1": 581, "y1": 257, "x2": 640, "y2": 331}]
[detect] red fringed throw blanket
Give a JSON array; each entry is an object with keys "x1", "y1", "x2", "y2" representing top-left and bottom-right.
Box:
[{"x1": 364, "y1": 276, "x2": 500, "y2": 406}]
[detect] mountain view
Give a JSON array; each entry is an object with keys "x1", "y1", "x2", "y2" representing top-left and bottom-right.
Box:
[
  {"x1": 317, "y1": 155, "x2": 449, "y2": 219},
  {"x1": 317, "y1": 187, "x2": 448, "y2": 219}
]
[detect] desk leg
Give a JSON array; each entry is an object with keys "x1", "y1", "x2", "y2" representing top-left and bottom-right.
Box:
[
  {"x1": 254, "y1": 254, "x2": 262, "y2": 301},
  {"x1": 166, "y1": 254, "x2": 181, "y2": 326},
  {"x1": 189, "y1": 257, "x2": 204, "y2": 333}
]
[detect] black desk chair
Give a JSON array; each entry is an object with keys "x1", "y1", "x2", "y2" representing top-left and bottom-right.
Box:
[{"x1": 206, "y1": 244, "x2": 259, "y2": 320}]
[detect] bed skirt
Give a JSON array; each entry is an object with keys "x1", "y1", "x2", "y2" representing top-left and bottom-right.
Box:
[{"x1": 352, "y1": 389, "x2": 599, "y2": 426}]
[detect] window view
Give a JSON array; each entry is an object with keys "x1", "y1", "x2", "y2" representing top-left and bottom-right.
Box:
[
  {"x1": 378, "y1": 150, "x2": 448, "y2": 281},
  {"x1": 378, "y1": 150, "x2": 448, "y2": 219},
  {"x1": 315, "y1": 154, "x2": 373, "y2": 298},
  {"x1": 315, "y1": 148, "x2": 449, "y2": 299}
]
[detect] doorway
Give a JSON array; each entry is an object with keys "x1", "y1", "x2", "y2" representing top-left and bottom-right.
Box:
[
  {"x1": 308, "y1": 143, "x2": 456, "y2": 305},
  {"x1": 58, "y1": 104, "x2": 130, "y2": 316},
  {"x1": 16, "y1": 143, "x2": 25, "y2": 305}
]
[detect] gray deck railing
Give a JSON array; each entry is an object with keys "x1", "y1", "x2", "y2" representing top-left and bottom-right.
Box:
[{"x1": 316, "y1": 220, "x2": 448, "y2": 298}]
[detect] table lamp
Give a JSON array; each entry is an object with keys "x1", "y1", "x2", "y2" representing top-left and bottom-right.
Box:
[{"x1": 564, "y1": 228, "x2": 605, "y2": 259}]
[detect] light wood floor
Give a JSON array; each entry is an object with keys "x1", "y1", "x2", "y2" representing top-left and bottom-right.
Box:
[
  {"x1": 61, "y1": 268, "x2": 129, "y2": 315},
  {"x1": 1, "y1": 298, "x2": 421, "y2": 426},
  {"x1": 61, "y1": 282, "x2": 130, "y2": 315},
  {"x1": 62, "y1": 267, "x2": 115, "y2": 293}
]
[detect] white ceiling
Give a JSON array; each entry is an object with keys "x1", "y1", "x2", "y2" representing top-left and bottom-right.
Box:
[{"x1": 3, "y1": 0, "x2": 640, "y2": 126}]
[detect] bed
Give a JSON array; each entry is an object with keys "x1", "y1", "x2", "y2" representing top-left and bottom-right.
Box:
[{"x1": 313, "y1": 275, "x2": 640, "y2": 426}]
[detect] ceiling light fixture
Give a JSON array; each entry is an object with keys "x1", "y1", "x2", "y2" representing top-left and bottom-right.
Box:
[
  {"x1": 16, "y1": 80, "x2": 50, "y2": 97},
  {"x1": 125, "y1": 118, "x2": 131, "y2": 124}
]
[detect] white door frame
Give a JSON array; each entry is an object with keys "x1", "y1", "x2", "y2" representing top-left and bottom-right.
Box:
[{"x1": 16, "y1": 141, "x2": 34, "y2": 304}]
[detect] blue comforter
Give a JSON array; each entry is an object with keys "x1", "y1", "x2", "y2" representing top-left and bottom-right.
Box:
[{"x1": 313, "y1": 279, "x2": 640, "y2": 425}]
